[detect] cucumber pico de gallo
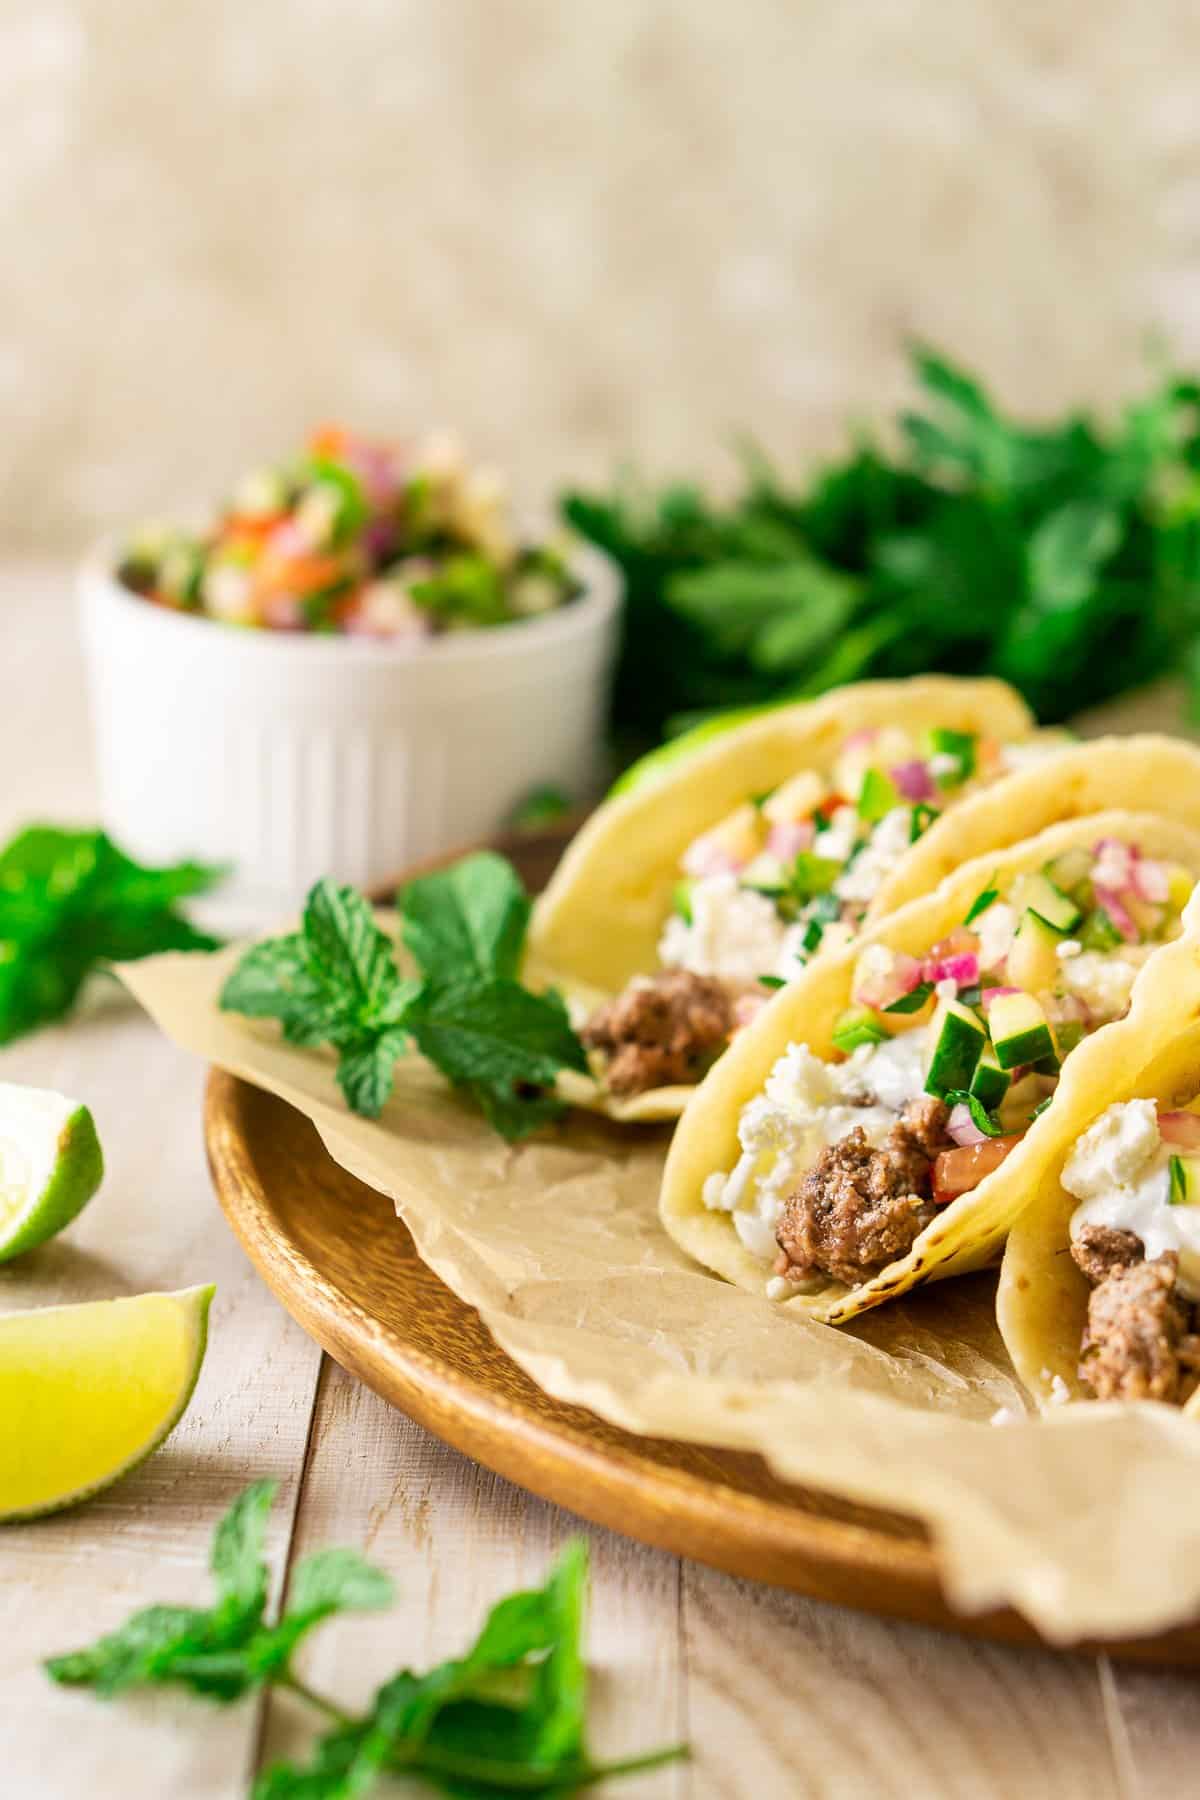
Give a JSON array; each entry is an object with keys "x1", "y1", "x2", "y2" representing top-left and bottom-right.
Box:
[
  {"x1": 660, "y1": 721, "x2": 1061, "y2": 1003},
  {"x1": 700, "y1": 835, "x2": 1195, "y2": 1296},
  {"x1": 116, "y1": 426, "x2": 580, "y2": 638}
]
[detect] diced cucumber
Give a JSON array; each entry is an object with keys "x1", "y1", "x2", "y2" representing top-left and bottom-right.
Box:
[
  {"x1": 673, "y1": 880, "x2": 695, "y2": 924},
  {"x1": 1168, "y1": 866, "x2": 1196, "y2": 915},
  {"x1": 741, "y1": 853, "x2": 787, "y2": 895},
  {"x1": 924, "y1": 999, "x2": 987, "y2": 1097},
  {"x1": 831, "y1": 1006, "x2": 889, "y2": 1054},
  {"x1": 857, "y1": 767, "x2": 900, "y2": 823},
  {"x1": 989, "y1": 992, "x2": 1056, "y2": 1070},
  {"x1": 1006, "y1": 909, "x2": 1061, "y2": 994},
  {"x1": 969, "y1": 1046, "x2": 1011, "y2": 1112},
  {"x1": 1079, "y1": 906, "x2": 1123, "y2": 952},
  {"x1": 1009, "y1": 872, "x2": 1081, "y2": 934},
  {"x1": 927, "y1": 727, "x2": 977, "y2": 784},
  {"x1": 884, "y1": 980, "x2": 935, "y2": 1015},
  {"x1": 789, "y1": 852, "x2": 841, "y2": 900},
  {"x1": 1169, "y1": 1155, "x2": 1200, "y2": 1207},
  {"x1": 1045, "y1": 848, "x2": 1093, "y2": 896}
]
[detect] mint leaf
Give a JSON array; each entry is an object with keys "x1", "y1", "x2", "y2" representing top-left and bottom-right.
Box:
[
  {"x1": 45, "y1": 1605, "x2": 215, "y2": 1699},
  {"x1": 211, "y1": 1478, "x2": 276, "y2": 1623},
  {"x1": 402, "y1": 852, "x2": 530, "y2": 986},
  {"x1": 407, "y1": 979, "x2": 587, "y2": 1141},
  {"x1": 335, "y1": 1024, "x2": 417, "y2": 1118},
  {"x1": 286, "y1": 1549, "x2": 394, "y2": 1622},
  {"x1": 303, "y1": 884, "x2": 398, "y2": 1022},
  {"x1": 0, "y1": 826, "x2": 222, "y2": 1044}
]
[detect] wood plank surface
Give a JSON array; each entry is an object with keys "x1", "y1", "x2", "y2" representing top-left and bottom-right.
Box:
[{"x1": 0, "y1": 558, "x2": 1193, "y2": 1798}]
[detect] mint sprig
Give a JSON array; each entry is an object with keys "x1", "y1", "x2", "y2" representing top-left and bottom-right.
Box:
[
  {"x1": 220, "y1": 854, "x2": 589, "y2": 1138},
  {"x1": 0, "y1": 825, "x2": 224, "y2": 1044},
  {"x1": 46, "y1": 1484, "x2": 686, "y2": 1800}
]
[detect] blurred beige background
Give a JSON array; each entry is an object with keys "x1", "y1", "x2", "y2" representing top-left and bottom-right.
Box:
[{"x1": 3, "y1": 0, "x2": 1200, "y2": 549}]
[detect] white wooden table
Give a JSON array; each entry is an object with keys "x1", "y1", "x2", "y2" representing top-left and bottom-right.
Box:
[{"x1": 2, "y1": 562, "x2": 1198, "y2": 1800}]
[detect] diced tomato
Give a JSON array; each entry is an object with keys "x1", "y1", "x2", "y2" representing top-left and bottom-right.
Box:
[
  {"x1": 813, "y1": 792, "x2": 848, "y2": 825},
  {"x1": 308, "y1": 422, "x2": 351, "y2": 457},
  {"x1": 931, "y1": 1134, "x2": 1023, "y2": 1203},
  {"x1": 1158, "y1": 1111, "x2": 1200, "y2": 1149}
]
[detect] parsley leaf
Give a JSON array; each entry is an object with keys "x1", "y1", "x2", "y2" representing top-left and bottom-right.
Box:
[
  {"x1": 562, "y1": 345, "x2": 1200, "y2": 741},
  {"x1": 0, "y1": 825, "x2": 223, "y2": 1044},
  {"x1": 220, "y1": 859, "x2": 588, "y2": 1139},
  {"x1": 47, "y1": 1485, "x2": 686, "y2": 1800}
]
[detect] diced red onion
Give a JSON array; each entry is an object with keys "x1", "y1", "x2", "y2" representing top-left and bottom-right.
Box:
[
  {"x1": 852, "y1": 950, "x2": 922, "y2": 1009},
  {"x1": 890, "y1": 759, "x2": 935, "y2": 802},
  {"x1": 1092, "y1": 838, "x2": 1136, "y2": 894},
  {"x1": 732, "y1": 992, "x2": 769, "y2": 1033},
  {"x1": 1158, "y1": 1110, "x2": 1200, "y2": 1149},
  {"x1": 766, "y1": 819, "x2": 815, "y2": 860},
  {"x1": 922, "y1": 952, "x2": 979, "y2": 987},
  {"x1": 1094, "y1": 885, "x2": 1138, "y2": 943},
  {"x1": 947, "y1": 1103, "x2": 987, "y2": 1147},
  {"x1": 842, "y1": 728, "x2": 878, "y2": 752},
  {"x1": 1132, "y1": 857, "x2": 1169, "y2": 904}
]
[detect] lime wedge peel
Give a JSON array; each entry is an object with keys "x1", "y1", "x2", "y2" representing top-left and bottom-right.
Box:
[
  {"x1": 0, "y1": 1083, "x2": 105, "y2": 1263},
  {"x1": 0, "y1": 1285, "x2": 214, "y2": 1522}
]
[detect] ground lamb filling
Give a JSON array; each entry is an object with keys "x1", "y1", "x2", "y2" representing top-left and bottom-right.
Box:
[
  {"x1": 580, "y1": 970, "x2": 733, "y2": 1095},
  {"x1": 1070, "y1": 1227, "x2": 1200, "y2": 1405},
  {"x1": 774, "y1": 1096, "x2": 951, "y2": 1287},
  {"x1": 1063, "y1": 1100, "x2": 1200, "y2": 1405}
]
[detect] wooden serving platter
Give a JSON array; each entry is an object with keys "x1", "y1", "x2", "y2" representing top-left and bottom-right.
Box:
[{"x1": 203, "y1": 826, "x2": 1200, "y2": 1663}]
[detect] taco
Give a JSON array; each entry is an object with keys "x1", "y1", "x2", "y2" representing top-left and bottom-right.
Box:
[
  {"x1": 658, "y1": 812, "x2": 1200, "y2": 1324},
  {"x1": 997, "y1": 919, "x2": 1200, "y2": 1415},
  {"x1": 531, "y1": 676, "x2": 1046, "y2": 1119}
]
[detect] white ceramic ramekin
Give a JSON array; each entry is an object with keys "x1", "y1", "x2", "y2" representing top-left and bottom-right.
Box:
[{"x1": 78, "y1": 545, "x2": 619, "y2": 922}]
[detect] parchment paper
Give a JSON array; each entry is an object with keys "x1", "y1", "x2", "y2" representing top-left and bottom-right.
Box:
[{"x1": 123, "y1": 943, "x2": 1200, "y2": 1642}]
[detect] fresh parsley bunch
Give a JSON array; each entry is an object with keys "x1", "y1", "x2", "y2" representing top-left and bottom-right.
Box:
[
  {"x1": 563, "y1": 346, "x2": 1200, "y2": 741},
  {"x1": 219, "y1": 853, "x2": 589, "y2": 1138},
  {"x1": 46, "y1": 1481, "x2": 685, "y2": 1799},
  {"x1": 0, "y1": 825, "x2": 223, "y2": 1043}
]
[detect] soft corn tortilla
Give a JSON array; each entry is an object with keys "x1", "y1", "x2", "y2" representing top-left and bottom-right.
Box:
[
  {"x1": 529, "y1": 676, "x2": 1034, "y2": 1120},
  {"x1": 659, "y1": 810, "x2": 1200, "y2": 1325},
  {"x1": 997, "y1": 922, "x2": 1200, "y2": 1417},
  {"x1": 869, "y1": 734, "x2": 1200, "y2": 920}
]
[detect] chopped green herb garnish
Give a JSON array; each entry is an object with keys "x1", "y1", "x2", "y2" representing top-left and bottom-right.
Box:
[
  {"x1": 884, "y1": 981, "x2": 934, "y2": 1014},
  {"x1": 943, "y1": 1090, "x2": 1005, "y2": 1136},
  {"x1": 1170, "y1": 1154, "x2": 1188, "y2": 1206},
  {"x1": 1079, "y1": 906, "x2": 1123, "y2": 952},
  {"x1": 673, "y1": 879, "x2": 695, "y2": 924},
  {"x1": 928, "y1": 727, "x2": 977, "y2": 785},
  {"x1": 1031, "y1": 1095, "x2": 1054, "y2": 1120},
  {"x1": 758, "y1": 974, "x2": 786, "y2": 990},
  {"x1": 963, "y1": 882, "x2": 999, "y2": 925},
  {"x1": 857, "y1": 767, "x2": 900, "y2": 823},
  {"x1": 220, "y1": 857, "x2": 588, "y2": 1138},
  {"x1": 45, "y1": 1483, "x2": 687, "y2": 1800},
  {"x1": 909, "y1": 802, "x2": 939, "y2": 843}
]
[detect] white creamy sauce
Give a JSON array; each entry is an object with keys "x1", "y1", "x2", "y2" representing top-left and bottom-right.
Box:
[
  {"x1": 702, "y1": 1029, "x2": 930, "y2": 1282},
  {"x1": 1065, "y1": 1100, "x2": 1200, "y2": 1299}
]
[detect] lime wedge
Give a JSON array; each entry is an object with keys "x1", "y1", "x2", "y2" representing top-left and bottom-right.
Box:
[
  {"x1": 0, "y1": 1285, "x2": 214, "y2": 1520},
  {"x1": 610, "y1": 699, "x2": 783, "y2": 798},
  {"x1": 0, "y1": 1083, "x2": 105, "y2": 1262}
]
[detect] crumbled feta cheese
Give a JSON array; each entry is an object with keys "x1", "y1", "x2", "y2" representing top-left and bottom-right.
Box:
[
  {"x1": 1062, "y1": 1100, "x2": 1161, "y2": 1200},
  {"x1": 1058, "y1": 951, "x2": 1140, "y2": 1021},
  {"x1": 813, "y1": 804, "x2": 859, "y2": 865},
  {"x1": 659, "y1": 873, "x2": 785, "y2": 986},
  {"x1": 1049, "y1": 1375, "x2": 1072, "y2": 1406},
  {"x1": 1056, "y1": 938, "x2": 1082, "y2": 961},
  {"x1": 989, "y1": 1406, "x2": 1022, "y2": 1427},
  {"x1": 765, "y1": 1275, "x2": 794, "y2": 1301},
  {"x1": 928, "y1": 751, "x2": 960, "y2": 781},
  {"x1": 1064, "y1": 1099, "x2": 1200, "y2": 1300},
  {"x1": 701, "y1": 1028, "x2": 930, "y2": 1268},
  {"x1": 974, "y1": 901, "x2": 1017, "y2": 972},
  {"x1": 833, "y1": 808, "x2": 913, "y2": 906},
  {"x1": 934, "y1": 977, "x2": 957, "y2": 1003}
]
